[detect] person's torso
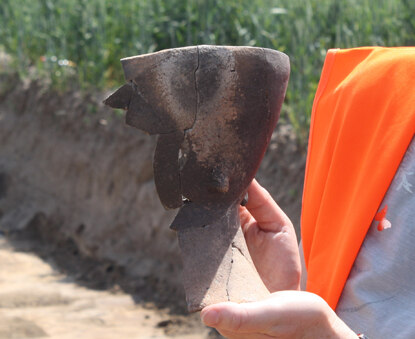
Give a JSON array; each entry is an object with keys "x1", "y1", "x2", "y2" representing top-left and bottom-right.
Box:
[{"x1": 336, "y1": 137, "x2": 415, "y2": 338}]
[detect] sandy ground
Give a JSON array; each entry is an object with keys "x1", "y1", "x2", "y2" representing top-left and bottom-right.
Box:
[{"x1": 0, "y1": 235, "x2": 210, "y2": 339}]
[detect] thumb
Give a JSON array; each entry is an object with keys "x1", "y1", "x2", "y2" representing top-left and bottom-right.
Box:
[{"x1": 201, "y1": 300, "x2": 279, "y2": 333}]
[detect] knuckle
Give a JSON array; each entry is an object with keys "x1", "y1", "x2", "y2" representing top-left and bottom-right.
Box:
[{"x1": 229, "y1": 307, "x2": 248, "y2": 332}]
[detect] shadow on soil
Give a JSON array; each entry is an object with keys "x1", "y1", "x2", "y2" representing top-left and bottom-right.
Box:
[{"x1": 4, "y1": 212, "x2": 186, "y2": 313}]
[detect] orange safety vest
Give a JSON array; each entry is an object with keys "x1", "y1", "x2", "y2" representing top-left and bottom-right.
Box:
[{"x1": 301, "y1": 47, "x2": 415, "y2": 309}]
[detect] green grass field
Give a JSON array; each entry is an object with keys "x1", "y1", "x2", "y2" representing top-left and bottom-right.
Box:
[{"x1": 1, "y1": 0, "x2": 414, "y2": 141}]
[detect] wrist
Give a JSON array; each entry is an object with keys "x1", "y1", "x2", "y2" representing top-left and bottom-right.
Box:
[
  {"x1": 297, "y1": 292, "x2": 357, "y2": 339},
  {"x1": 326, "y1": 307, "x2": 357, "y2": 339}
]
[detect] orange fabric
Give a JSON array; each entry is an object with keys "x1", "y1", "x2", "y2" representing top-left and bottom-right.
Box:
[{"x1": 301, "y1": 47, "x2": 415, "y2": 309}]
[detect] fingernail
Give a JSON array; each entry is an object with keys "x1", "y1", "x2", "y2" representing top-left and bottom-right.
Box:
[{"x1": 201, "y1": 309, "x2": 219, "y2": 326}]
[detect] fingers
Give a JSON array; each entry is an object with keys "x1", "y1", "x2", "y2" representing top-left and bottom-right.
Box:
[
  {"x1": 201, "y1": 301, "x2": 279, "y2": 334},
  {"x1": 239, "y1": 205, "x2": 255, "y2": 235},
  {"x1": 245, "y1": 179, "x2": 292, "y2": 232}
]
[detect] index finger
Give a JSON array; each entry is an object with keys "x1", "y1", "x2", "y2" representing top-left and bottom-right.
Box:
[{"x1": 245, "y1": 179, "x2": 292, "y2": 232}]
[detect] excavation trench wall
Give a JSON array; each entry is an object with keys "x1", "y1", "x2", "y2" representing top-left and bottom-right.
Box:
[{"x1": 0, "y1": 74, "x2": 305, "y2": 307}]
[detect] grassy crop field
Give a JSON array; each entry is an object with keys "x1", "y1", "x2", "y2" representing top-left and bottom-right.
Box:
[{"x1": 1, "y1": 0, "x2": 414, "y2": 141}]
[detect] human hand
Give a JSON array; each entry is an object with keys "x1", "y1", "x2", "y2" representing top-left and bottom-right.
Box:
[
  {"x1": 201, "y1": 291, "x2": 357, "y2": 339},
  {"x1": 240, "y1": 179, "x2": 301, "y2": 292}
]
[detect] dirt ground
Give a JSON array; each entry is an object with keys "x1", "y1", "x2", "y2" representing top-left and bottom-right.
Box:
[{"x1": 0, "y1": 234, "x2": 214, "y2": 339}]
